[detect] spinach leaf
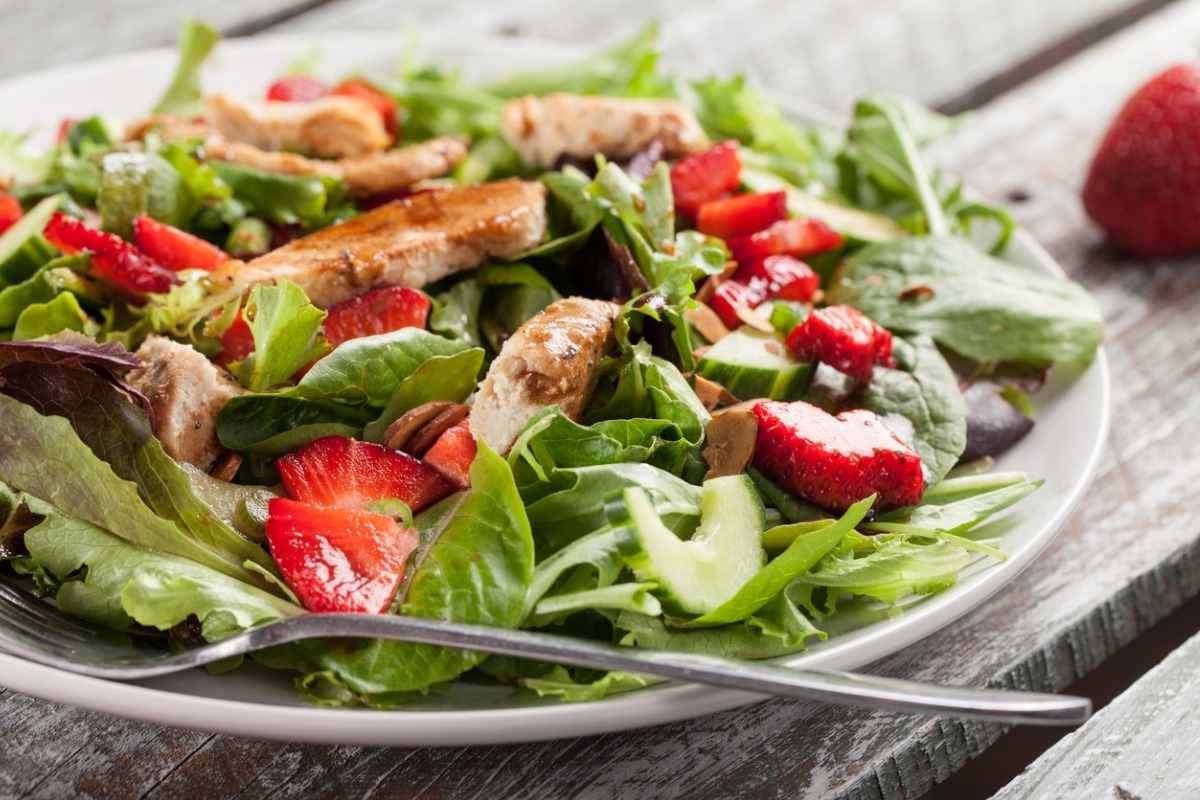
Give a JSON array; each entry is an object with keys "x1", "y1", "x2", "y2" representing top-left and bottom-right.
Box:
[
  {"x1": 234, "y1": 280, "x2": 327, "y2": 392},
  {"x1": 860, "y1": 334, "x2": 968, "y2": 487},
  {"x1": 216, "y1": 395, "x2": 373, "y2": 456},
  {"x1": 362, "y1": 349, "x2": 484, "y2": 442},
  {"x1": 832, "y1": 236, "x2": 1104, "y2": 367},
  {"x1": 153, "y1": 17, "x2": 221, "y2": 117},
  {"x1": 209, "y1": 162, "x2": 347, "y2": 225}
]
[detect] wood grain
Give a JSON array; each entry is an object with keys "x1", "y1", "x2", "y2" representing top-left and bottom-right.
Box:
[
  {"x1": 4, "y1": 1, "x2": 1200, "y2": 799},
  {"x1": 992, "y1": 629, "x2": 1200, "y2": 799}
]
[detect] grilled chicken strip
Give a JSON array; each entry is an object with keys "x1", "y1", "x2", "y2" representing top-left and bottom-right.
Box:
[
  {"x1": 129, "y1": 116, "x2": 467, "y2": 197},
  {"x1": 211, "y1": 179, "x2": 548, "y2": 308},
  {"x1": 471, "y1": 297, "x2": 620, "y2": 454},
  {"x1": 204, "y1": 93, "x2": 392, "y2": 158},
  {"x1": 501, "y1": 93, "x2": 710, "y2": 168},
  {"x1": 127, "y1": 335, "x2": 246, "y2": 471}
]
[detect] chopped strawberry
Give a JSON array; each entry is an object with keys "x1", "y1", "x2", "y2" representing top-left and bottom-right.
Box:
[
  {"x1": 212, "y1": 310, "x2": 255, "y2": 366},
  {"x1": 752, "y1": 400, "x2": 924, "y2": 512},
  {"x1": 55, "y1": 119, "x2": 77, "y2": 145},
  {"x1": 709, "y1": 255, "x2": 820, "y2": 328},
  {"x1": 727, "y1": 217, "x2": 844, "y2": 264},
  {"x1": 332, "y1": 79, "x2": 399, "y2": 138},
  {"x1": 786, "y1": 305, "x2": 894, "y2": 384},
  {"x1": 275, "y1": 435, "x2": 453, "y2": 513},
  {"x1": 323, "y1": 286, "x2": 431, "y2": 349},
  {"x1": 670, "y1": 140, "x2": 741, "y2": 218},
  {"x1": 422, "y1": 419, "x2": 476, "y2": 490},
  {"x1": 696, "y1": 191, "x2": 788, "y2": 239},
  {"x1": 0, "y1": 196, "x2": 22, "y2": 236},
  {"x1": 265, "y1": 497, "x2": 418, "y2": 614},
  {"x1": 43, "y1": 212, "x2": 181, "y2": 297},
  {"x1": 266, "y1": 76, "x2": 330, "y2": 102},
  {"x1": 132, "y1": 215, "x2": 229, "y2": 272},
  {"x1": 1082, "y1": 63, "x2": 1200, "y2": 255}
]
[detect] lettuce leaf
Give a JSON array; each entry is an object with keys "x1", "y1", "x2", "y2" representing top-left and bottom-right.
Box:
[
  {"x1": 153, "y1": 18, "x2": 221, "y2": 117},
  {"x1": 234, "y1": 280, "x2": 327, "y2": 391}
]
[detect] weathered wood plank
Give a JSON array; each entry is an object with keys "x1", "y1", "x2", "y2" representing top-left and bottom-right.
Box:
[
  {"x1": 3, "y1": 1, "x2": 1200, "y2": 799},
  {"x1": 0, "y1": 0, "x2": 320, "y2": 80},
  {"x1": 993, "y1": 629, "x2": 1200, "y2": 799}
]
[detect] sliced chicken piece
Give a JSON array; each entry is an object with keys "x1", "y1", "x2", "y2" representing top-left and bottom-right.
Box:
[
  {"x1": 501, "y1": 93, "x2": 711, "y2": 168},
  {"x1": 470, "y1": 297, "x2": 620, "y2": 454},
  {"x1": 211, "y1": 179, "x2": 548, "y2": 308},
  {"x1": 204, "y1": 93, "x2": 392, "y2": 158},
  {"x1": 127, "y1": 335, "x2": 246, "y2": 471},
  {"x1": 129, "y1": 116, "x2": 466, "y2": 197}
]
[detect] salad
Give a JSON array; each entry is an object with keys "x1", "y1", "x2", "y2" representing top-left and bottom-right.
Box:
[{"x1": 0, "y1": 20, "x2": 1104, "y2": 707}]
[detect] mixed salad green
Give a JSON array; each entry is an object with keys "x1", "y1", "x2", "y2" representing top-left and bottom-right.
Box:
[{"x1": 0, "y1": 20, "x2": 1104, "y2": 706}]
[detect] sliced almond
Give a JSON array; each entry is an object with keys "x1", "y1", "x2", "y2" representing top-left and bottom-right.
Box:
[
  {"x1": 736, "y1": 305, "x2": 775, "y2": 333},
  {"x1": 405, "y1": 403, "x2": 470, "y2": 457},
  {"x1": 712, "y1": 399, "x2": 768, "y2": 418},
  {"x1": 384, "y1": 400, "x2": 457, "y2": 452},
  {"x1": 685, "y1": 302, "x2": 731, "y2": 344},
  {"x1": 702, "y1": 408, "x2": 759, "y2": 481},
  {"x1": 693, "y1": 375, "x2": 728, "y2": 411},
  {"x1": 208, "y1": 451, "x2": 243, "y2": 482},
  {"x1": 694, "y1": 260, "x2": 739, "y2": 305},
  {"x1": 692, "y1": 345, "x2": 712, "y2": 361}
]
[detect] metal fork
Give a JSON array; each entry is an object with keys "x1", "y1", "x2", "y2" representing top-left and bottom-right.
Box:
[{"x1": 0, "y1": 576, "x2": 1089, "y2": 726}]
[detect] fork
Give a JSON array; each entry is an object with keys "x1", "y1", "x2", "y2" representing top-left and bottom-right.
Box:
[{"x1": 0, "y1": 576, "x2": 1089, "y2": 726}]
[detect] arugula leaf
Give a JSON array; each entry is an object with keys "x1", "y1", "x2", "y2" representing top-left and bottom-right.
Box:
[
  {"x1": 860, "y1": 334, "x2": 968, "y2": 487},
  {"x1": 616, "y1": 600, "x2": 820, "y2": 660},
  {"x1": 273, "y1": 443, "x2": 534, "y2": 705},
  {"x1": 871, "y1": 471, "x2": 1041, "y2": 534},
  {"x1": 832, "y1": 236, "x2": 1105, "y2": 367},
  {"x1": 153, "y1": 18, "x2": 221, "y2": 117},
  {"x1": 234, "y1": 280, "x2": 327, "y2": 392}
]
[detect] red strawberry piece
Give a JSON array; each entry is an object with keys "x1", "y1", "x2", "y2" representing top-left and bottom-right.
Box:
[
  {"x1": 55, "y1": 119, "x2": 77, "y2": 146},
  {"x1": 275, "y1": 435, "x2": 453, "y2": 513},
  {"x1": 0, "y1": 195, "x2": 22, "y2": 236},
  {"x1": 265, "y1": 497, "x2": 418, "y2": 614},
  {"x1": 709, "y1": 255, "x2": 820, "y2": 328},
  {"x1": 132, "y1": 215, "x2": 229, "y2": 272},
  {"x1": 751, "y1": 400, "x2": 924, "y2": 512},
  {"x1": 332, "y1": 79, "x2": 399, "y2": 138},
  {"x1": 266, "y1": 76, "x2": 331, "y2": 102},
  {"x1": 1082, "y1": 63, "x2": 1200, "y2": 255},
  {"x1": 696, "y1": 191, "x2": 788, "y2": 239},
  {"x1": 670, "y1": 140, "x2": 741, "y2": 218},
  {"x1": 786, "y1": 305, "x2": 894, "y2": 384},
  {"x1": 43, "y1": 212, "x2": 181, "y2": 297},
  {"x1": 212, "y1": 310, "x2": 255, "y2": 367},
  {"x1": 422, "y1": 418, "x2": 476, "y2": 490},
  {"x1": 323, "y1": 286, "x2": 431, "y2": 349},
  {"x1": 727, "y1": 217, "x2": 844, "y2": 264}
]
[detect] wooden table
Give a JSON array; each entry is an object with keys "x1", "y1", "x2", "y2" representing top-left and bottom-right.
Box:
[{"x1": 3, "y1": 1, "x2": 1200, "y2": 797}]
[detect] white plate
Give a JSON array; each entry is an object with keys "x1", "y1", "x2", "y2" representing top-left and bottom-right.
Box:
[{"x1": 0, "y1": 32, "x2": 1110, "y2": 747}]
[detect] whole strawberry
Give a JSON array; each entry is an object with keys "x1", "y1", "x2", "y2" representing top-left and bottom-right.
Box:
[{"x1": 1083, "y1": 63, "x2": 1200, "y2": 256}]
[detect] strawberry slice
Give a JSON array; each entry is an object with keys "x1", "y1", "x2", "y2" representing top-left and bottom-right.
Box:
[
  {"x1": 670, "y1": 140, "x2": 741, "y2": 218},
  {"x1": 422, "y1": 419, "x2": 477, "y2": 490},
  {"x1": 323, "y1": 286, "x2": 431, "y2": 349},
  {"x1": 332, "y1": 79, "x2": 399, "y2": 138},
  {"x1": 752, "y1": 400, "x2": 924, "y2": 513},
  {"x1": 785, "y1": 305, "x2": 894, "y2": 384},
  {"x1": 275, "y1": 435, "x2": 453, "y2": 513},
  {"x1": 696, "y1": 191, "x2": 788, "y2": 239},
  {"x1": 709, "y1": 255, "x2": 820, "y2": 328},
  {"x1": 212, "y1": 310, "x2": 255, "y2": 367},
  {"x1": 0, "y1": 196, "x2": 22, "y2": 236},
  {"x1": 266, "y1": 76, "x2": 331, "y2": 102},
  {"x1": 265, "y1": 497, "x2": 418, "y2": 614},
  {"x1": 132, "y1": 215, "x2": 229, "y2": 272},
  {"x1": 43, "y1": 212, "x2": 181, "y2": 297},
  {"x1": 727, "y1": 217, "x2": 844, "y2": 264}
]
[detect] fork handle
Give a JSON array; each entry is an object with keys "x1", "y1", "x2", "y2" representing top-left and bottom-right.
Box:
[{"x1": 198, "y1": 614, "x2": 1089, "y2": 726}]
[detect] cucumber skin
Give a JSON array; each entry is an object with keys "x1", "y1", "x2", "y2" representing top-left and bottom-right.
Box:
[
  {"x1": 614, "y1": 475, "x2": 766, "y2": 617},
  {"x1": 696, "y1": 328, "x2": 815, "y2": 401}
]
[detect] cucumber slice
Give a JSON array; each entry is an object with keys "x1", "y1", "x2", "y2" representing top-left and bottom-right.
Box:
[
  {"x1": 696, "y1": 327, "x2": 814, "y2": 401},
  {"x1": 616, "y1": 474, "x2": 766, "y2": 616},
  {"x1": 740, "y1": 166, "x2": 905, "y2": 244},
  {"x1": 0, "y1": 195, "x2": 60, "y2": 286}
]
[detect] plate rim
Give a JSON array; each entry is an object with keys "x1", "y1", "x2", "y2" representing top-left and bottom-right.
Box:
[{"x1": 0, "y1": 30, "x2": 1112, "y2": 747}]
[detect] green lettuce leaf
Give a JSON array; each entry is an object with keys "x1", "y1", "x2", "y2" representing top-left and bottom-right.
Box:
[
  {"x1": 832, "y1": 236, "x2": 1105, "y2": 367},
  {"x1": 153, "y1": 18, "x2": 221, "y2": 117},
  {"x1": 361, "y1": 349, "x2": 484, "y2": 442},
  {"x1": 12, "y1": 291, "x2": 94, "y2": 340},
  {"x1": 209, "y1": 162, "x2": 347, "y2": 226},
  {"x1": 234, "y1": 280, "x2": 327, "y2": 391}
]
